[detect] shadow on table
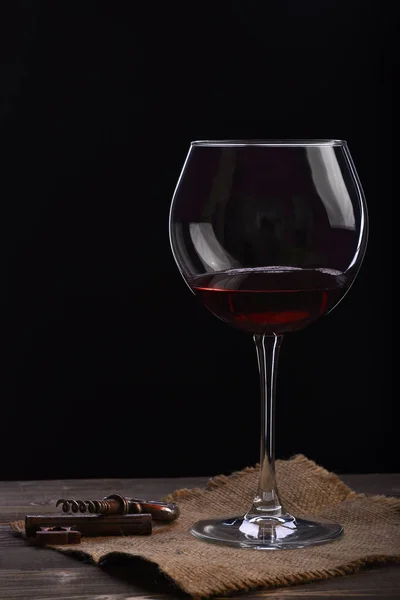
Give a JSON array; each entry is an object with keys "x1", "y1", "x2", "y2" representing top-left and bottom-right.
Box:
[
  {"x1": 94, "y1": 553, "x2": 400, "y2": 600},
  {"x1": 98, "y1": 553, "x2": 190, "y2": 598}
]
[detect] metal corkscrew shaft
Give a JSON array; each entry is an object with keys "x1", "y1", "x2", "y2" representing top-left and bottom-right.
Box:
[{"x1": 56, "y1": 494, "x2": 180, "y2": 522}]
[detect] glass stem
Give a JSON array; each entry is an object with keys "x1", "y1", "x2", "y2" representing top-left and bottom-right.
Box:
[{"x1": 247, "y1": 333, "x2": 284, "y2": 519}]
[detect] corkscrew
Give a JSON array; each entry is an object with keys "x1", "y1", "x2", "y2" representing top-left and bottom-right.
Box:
[{"x1": 56, "y1": 494, "x2": 180, "y2": 522}]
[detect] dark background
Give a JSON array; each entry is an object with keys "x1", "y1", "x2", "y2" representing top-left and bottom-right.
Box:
[{"x1": 0, "y1": 1, "x2": 396, "y2": 480}]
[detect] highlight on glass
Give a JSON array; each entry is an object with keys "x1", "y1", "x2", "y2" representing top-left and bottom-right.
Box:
[{"x1": 169, "y1": 140, "x2": 368, "y2": 549}]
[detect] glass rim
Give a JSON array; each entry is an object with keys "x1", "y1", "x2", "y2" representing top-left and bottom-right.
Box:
[{"x1": 191, "y1": 139, "x2": 347, "y2": 147}]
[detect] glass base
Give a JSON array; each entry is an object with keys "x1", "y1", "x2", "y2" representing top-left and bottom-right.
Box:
[{"x1": 190, "y1": 514, "x2": 343, "y2": 550}]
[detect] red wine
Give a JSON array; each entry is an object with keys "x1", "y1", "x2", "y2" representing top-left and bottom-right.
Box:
[{"x1": 189, "y1": 267, "x2": 348, "y2": 335}]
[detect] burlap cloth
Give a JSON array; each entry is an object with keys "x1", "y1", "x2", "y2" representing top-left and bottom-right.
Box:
[{"x1": 10, "y1": 455, "x2": 400, "y2": 598}]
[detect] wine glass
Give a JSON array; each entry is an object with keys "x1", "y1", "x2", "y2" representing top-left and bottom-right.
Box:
[{"x1": 169, "y1": 140, "x2": 368, "y2": 549}]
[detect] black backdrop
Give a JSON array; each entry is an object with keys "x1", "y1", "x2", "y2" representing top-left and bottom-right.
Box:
[{"x1": 1, "y1": 1, "x2": 396, "y2": 480}]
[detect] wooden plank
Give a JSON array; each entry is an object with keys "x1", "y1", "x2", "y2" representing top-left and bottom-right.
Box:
[
  {"x1": 340, "y1": 473, "x2": 400, "y2": 497},
  {"x1": 1, "y1": 475, "x2": 399, "y2": 599},
  {"x1": 0, "y1": 473, "x2": 399, "y2": 522},
  {"x1": 0, "y1": 527, "x2": 186, "y2": 599},
  {"x1": 0, "y1": 477, "x2": 208, "y2": 522},
  {"x1": 0, "y1": 568, "x2": 186, "y2": 600},
  {"x1": 1, "y1": 523, "x2": 399, "y2": 599}
]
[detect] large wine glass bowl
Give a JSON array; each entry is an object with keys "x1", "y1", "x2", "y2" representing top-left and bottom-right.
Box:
[{"x1": 169, "y1": 140, "x2": 368, "y2": 549}]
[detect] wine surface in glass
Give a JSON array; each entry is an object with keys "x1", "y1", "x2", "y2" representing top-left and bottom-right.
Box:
[{"x1": 190, "y1": 267, "x2": 348, "y2": 335}]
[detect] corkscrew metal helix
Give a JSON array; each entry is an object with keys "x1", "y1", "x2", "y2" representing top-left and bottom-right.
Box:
[{"x1": 56, "y1": 494, "x2": 180, "y2": 522}]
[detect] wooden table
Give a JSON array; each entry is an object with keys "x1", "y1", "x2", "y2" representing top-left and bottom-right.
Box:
[{"x1": 1, "y1": 474, "x2": 399, "y2": 599}]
